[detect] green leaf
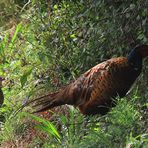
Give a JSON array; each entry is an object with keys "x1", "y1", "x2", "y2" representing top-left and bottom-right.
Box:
[
  {"x1": 70, "y1": 34, "x2": 76, "y2": 39},
  {"x1": 54, "y1": 5, "x2": 58, "y2": 9},
  {"x1": 20, "y1": 68, "x2": 32, "y2": 87},
  {"x1": 11, "y1": 23, "x2": 22, "y2": 43},
  {"x1": 31, "y1": 114, "x2": 61, "y2": 142}
]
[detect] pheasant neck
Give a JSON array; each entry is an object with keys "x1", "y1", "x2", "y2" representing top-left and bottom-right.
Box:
[{"x1": 128, "y1": 49, "x2": 142, "y2": 71}]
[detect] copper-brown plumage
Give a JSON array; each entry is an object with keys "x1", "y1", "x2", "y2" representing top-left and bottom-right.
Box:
[{"x1": 29, "y1": 45, "x2": 148, "y2": 115}]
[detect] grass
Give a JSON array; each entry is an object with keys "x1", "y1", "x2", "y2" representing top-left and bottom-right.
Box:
[
  {"x1": 0, "y1": 95, "x2": 147, "y2": 147},
  {"x1": 0, "y1": 0, "x2": 148, "y2": 147}
]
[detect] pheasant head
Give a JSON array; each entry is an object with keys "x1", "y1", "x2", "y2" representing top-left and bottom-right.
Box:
[{"x1": 128, "y1": 45, "x2": 148, "y2": 70}]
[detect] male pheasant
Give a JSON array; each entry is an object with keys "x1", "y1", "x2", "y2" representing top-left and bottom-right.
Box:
[{"x1": 29, "y1": 45, "x2": 148, "y2": 115}]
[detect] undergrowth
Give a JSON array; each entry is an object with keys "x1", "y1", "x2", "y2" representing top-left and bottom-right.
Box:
[{"x1": 0, "y1": 0, "x2": 148, "y2": 147}]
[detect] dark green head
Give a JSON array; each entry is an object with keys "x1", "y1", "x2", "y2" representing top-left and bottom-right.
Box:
[{"x1": 128, "y1": 45, "x2": 148, "y2": 70}]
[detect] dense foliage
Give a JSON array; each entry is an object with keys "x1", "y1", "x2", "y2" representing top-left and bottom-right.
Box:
[{"x1": 0, "y1": 0, "x2": 148, "y2": 147}]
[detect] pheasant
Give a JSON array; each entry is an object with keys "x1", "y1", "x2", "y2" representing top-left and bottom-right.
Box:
[
  {"x1": 28, "y1": 45, "x2": 148, "y2": 115},
  {"x1": 0, "y1": 77, "x2": 4, "y2": 107}
]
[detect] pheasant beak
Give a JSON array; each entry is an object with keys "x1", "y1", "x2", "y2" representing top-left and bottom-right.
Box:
[{"x1": 140, "y1": 46, "x2": 148, "y2": 58}]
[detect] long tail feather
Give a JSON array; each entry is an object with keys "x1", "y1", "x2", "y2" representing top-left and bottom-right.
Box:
[{"x1": 27, "y1": 91, "x2": 64, "y2": 113}]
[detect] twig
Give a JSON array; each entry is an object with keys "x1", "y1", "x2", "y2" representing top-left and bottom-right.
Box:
[{"x1": 21, "y1": 0, "x2": 31, "y2": 13}]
